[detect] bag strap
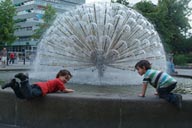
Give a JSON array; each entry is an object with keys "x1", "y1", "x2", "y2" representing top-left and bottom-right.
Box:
[{"x1": 154, "y1": 72, "x2": 163, "y2": 88}]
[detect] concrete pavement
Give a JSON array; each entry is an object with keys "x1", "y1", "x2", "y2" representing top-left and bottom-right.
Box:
[{"x1": 0, "y1": 61, "x2": 32, "y2": 71}]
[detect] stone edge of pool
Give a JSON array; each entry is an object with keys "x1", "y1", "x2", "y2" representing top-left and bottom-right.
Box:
[{"x1": 0, "y1": 89, "x2": 192, "y2": 128}]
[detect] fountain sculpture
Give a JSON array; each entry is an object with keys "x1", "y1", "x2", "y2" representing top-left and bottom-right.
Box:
[{"x1": 34, "y1": 2, "x2": 167, "y2": 85}]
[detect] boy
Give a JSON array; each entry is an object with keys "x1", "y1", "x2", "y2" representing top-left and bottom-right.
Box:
[
  {"x1": 135, "y1": 60, "x2": 182, "y2": 109},
  {"x1": 1, "y1": 69, "x2": 74, "y2": 100}
]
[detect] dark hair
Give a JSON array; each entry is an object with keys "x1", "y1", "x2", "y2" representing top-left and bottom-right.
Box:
[
  {"x1": 56, "y1": 69, "x2": 72, "y2": 78},
  {"x1": 135, "y1": 60, "x2": 151, "y2": 70}
]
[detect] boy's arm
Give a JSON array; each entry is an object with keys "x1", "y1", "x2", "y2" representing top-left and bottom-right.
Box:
[
  {"x1": 138, "y1": 83, "x2": 147, "y2": 97},
  {"x1": 62, "y1": 88, "x2": 74, "y2": 93},
  {"x1": 154, "y1": 89, "x2": 158, "y2": 95}
]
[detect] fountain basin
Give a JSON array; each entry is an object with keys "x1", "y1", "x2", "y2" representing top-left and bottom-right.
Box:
[
  {"x1": 0, "y1": 88, "x2": 192, "y2": 128},
  {"x1": 0, "y1": 69, "x2": 192, "y2": 128}
]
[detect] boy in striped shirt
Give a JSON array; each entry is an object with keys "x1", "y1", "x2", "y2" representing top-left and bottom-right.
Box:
[{"x1": 135, "y1": 60, "x2": 182, "y2": 109}]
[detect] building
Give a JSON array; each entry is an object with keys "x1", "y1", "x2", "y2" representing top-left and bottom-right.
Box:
[{"x1": 8, "y1": 0, "x2": 85, "y2": 61}]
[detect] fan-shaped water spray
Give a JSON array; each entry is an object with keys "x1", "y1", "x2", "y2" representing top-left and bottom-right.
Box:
[{"x1": 34, "y1": 3, "x2": 167, "y2": 85}]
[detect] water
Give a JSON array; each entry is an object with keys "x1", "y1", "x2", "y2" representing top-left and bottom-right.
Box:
[
  {"x1": 33, "y1": 2, "x2": 167, "y2": 85},
  {"x1": 0, "y1": 70, "x2": 191, "y2": 94}
]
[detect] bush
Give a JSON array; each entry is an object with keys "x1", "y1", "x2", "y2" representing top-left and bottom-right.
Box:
[
  {"x1": 185, "y1": 54, "x2": 192, "y2": 63},
  {"x1": 174, "y1": 54, "x2": 188, "y2": 66}
]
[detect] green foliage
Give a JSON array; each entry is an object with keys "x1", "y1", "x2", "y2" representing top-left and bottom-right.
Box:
[
  {"x1": 33, "y1": 24, "x2": 48, "y2": 39},
  {"x1": 134, "y1": 0, "x2": 157, "y2": 13},
  {"x1": 174, "y1": 39, "x2": 192, "y2": 53},
  {"x1": 0, "y1": 80, "x2": 5, "y2": 85},
  {"x1": 134, "y1": 0, "x2": 192, "y2": 53},
  {"x1": 0, "y1": 0, "x2": 16, "y2": 45},
  {"x1": 185, "y1": 54, "x2": 192, "y2": 63},
  {"x1": 33, "y1": 4, "x2": 56, "y2": 39},
  {"x1": 174, "y1": 54, "x2": 188, "y2": 65},
  {"x1": 43, "y1": 4, "x2": 56, "y2": 24},
  {"x1": 111, "y1": 0, "x2": 129, "y2": 6}
]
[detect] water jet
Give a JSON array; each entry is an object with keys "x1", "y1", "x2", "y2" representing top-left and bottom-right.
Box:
[{"x1": 33, "y1": 2, "x2": 167, "y2": 85}]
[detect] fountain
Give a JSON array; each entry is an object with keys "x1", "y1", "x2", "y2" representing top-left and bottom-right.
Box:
[
  {"x1": 0, "y1": 3, "x2": 192, "y2": 128},
  {"x1": 33, "y1": 2, "x2": 167, "y2": 85}
]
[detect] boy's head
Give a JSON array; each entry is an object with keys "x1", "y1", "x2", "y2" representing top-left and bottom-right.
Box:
[
  {"x1": 56, "y1": 69, "x2": 72, "y2": 80},
  {"x1": 135, "y1": 60, "x2": 151, "y2": 75}
]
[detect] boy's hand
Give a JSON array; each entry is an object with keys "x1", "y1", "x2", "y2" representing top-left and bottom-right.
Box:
[
  {"x1": 154, "y1": 92, "x2": 158, "y2": 95},
  {"x1": 63, "y1": 88, "x2": 74, "y2": 93},
  {"x1": 139, "y1": 83, "x2": 147, "y2": 98},
  {"x1": 138, "y1": 94, "x2": 145, "y2": 97}
]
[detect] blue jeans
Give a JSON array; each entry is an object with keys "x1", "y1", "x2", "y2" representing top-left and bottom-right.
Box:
[
  {"x1": 12, "y1": 80, "x2": 42, "y2": 100},
  {"x1": 12, "y1": 83, "x2": 25, "y2": 99},
  {"x1": 157, "y1": 83, "x2": 178, "y2": 105}
]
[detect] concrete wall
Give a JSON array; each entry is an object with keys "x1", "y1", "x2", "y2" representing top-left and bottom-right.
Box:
[{"x1": 0, "y1": 89, "x2": 192, "y2": 128}]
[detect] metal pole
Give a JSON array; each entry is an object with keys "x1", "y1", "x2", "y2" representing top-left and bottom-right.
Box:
[
  {"x1": 22, "y1": 48, "x2": 25, "y2": 65},
  {"x1": 6, "y1": 49, "x2": 9, "y2": 66}
]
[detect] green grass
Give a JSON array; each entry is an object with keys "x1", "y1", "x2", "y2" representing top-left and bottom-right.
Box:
[{"x1": 0, "y1": 80, "x2": 5, "y2": 86}]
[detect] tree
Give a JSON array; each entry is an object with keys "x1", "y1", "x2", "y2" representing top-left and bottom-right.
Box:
[
  {"x1": 33, "y1": 4, "x2": 56, "y2": 39},
  {"x1": 111, "y1": 0, "x2": 129, "y2": 6},
  {"x1": 175, "y1": 36, "x2": 192, "y2": 53},
  {"x1": 0, "y1": 0, "x2": 16, "y2": 45},
  {"x1": 43, "y1": 4, "x2": 56, "y2": 25},
  {"x1": 133, "y1": 0, "x2": 157, "y2": 13},
  {"x1": 134, "y1": 0, "x2": 192, "y2": 52}
]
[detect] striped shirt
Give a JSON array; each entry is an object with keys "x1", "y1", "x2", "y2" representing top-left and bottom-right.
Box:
[{"x1": 143, "y1": 69, "x2": 177, "y2": 88}]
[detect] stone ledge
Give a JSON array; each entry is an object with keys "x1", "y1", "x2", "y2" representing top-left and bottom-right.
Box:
[
  {"x1": 0, "y1": 89, "x2": 192, "y2": 128},
  {"x1": 175, "y1": 66, "x2": 192, "y2": 69},
  {"x1": 0, "y1": 67, "x2": 31, "y2": 71}
]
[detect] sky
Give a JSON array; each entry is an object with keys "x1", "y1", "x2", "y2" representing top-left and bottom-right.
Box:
[{"x1": 86, "y1": 0, "x2": 192, "y2": 28}]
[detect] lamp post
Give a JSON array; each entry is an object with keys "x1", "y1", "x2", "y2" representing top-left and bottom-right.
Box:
[
  {"x1": 4, "y1": 43, "x2": 9, "y2": 66},
  {"x1": 22, "y1": 48, "x2": 25, "y2": 65},
  {"x1": 6, "y1": 48, "x2": 9, "y2": 66}
]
